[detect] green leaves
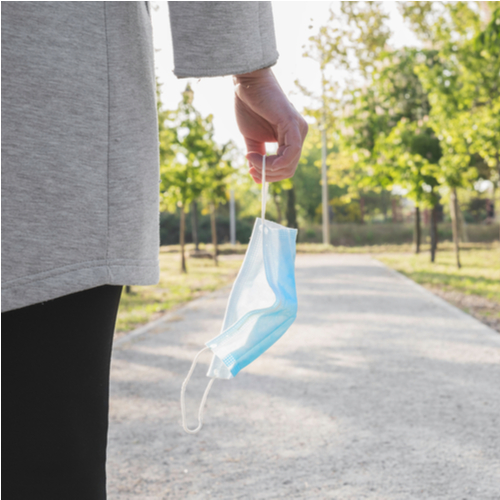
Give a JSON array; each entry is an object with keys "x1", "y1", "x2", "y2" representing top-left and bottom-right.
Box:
[
  {"x1": 299, "y1": 0, "x2": 499, "y2": 224},
  {"x1": 415, "y1": 3, "x2": 500, "y2": 188},
  {"x1": 159, "y1": 84, "x2": 235, "y2": 213},
  {"x1": 375, "y1": 119, "x2": 441, "y2": 207}
]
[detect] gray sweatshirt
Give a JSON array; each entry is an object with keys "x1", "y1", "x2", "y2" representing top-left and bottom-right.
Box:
[{"x1": 1, "y1": 1, "x2": 278, "y2": 312}]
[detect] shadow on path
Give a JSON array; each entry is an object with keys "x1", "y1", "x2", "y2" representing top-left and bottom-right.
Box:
[{"x1": 107, "y1": 254, "x2": 500, "y2": 500}]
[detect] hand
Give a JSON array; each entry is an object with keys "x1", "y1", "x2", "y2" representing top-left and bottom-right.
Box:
[{"x1": 234, "y1": 68, "x2": 308, "y2": 184}]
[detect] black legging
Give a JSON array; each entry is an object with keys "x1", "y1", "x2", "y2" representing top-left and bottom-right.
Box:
[{"x1": 2, "y1": 285, "x2": 122, "y2": 500}]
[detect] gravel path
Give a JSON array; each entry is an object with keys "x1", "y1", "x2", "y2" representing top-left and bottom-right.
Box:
[{"x1": 107, "y1": 254, "x2": 500, "y2": 499}]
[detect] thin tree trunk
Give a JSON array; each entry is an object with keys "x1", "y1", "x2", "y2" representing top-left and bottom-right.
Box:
[
  {"x1": 191, "y1": 201, "x2": 199, "y2": 252},
  {"x1": 391, "y1": 197, "x2": 398, "y2": 223},
  {"x1": 273, "y1": 192, "x2": 282, "y2": 225},
  {"x1": 382, "y1": 190, "x2": 389, "y2": 222},
  {"x1": 497, "y1": 154, "x2": 500, "y2": 240},
  {"x1": 286, "y1": 187, "x2": 298, "y2": 229},
  {"x1": 210, "y1": 202, "x2": 218, "y2": 266},
  {"x1": 450, "y1": 188, "x2": 461, "y2": 269},
  {"x1": 360, "y1": 197, "x2": 365, "y2": 224},
  {"x1": 414, "y1": 206, "x2": 421, "y2": 254},
  {"x1": 457, "y1": 201, "x2": 469, "y2": 243},
  {"x1": 180, "y1": 206, "x2": 187, "y2": 273},
  {"x1": 430, "y1": 205, "x2": 438, "y2": 263}
]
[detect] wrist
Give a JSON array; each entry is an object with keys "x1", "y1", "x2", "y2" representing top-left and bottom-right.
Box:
[{"x1": 233, "y1": 67, "x2": 273, "y2": 86}]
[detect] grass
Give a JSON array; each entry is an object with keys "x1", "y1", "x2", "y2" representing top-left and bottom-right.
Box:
[
  {"x1": 377, "y1": 242, "x2": 500, "y2": 304},
  {"x1": 116, "y1": 241, "x2": 500, "y2": 335},
  {"x1": 115, "y1": 249, "x2": 242, "y2": 334}
]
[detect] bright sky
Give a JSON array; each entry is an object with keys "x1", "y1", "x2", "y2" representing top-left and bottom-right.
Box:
[{"x1": 151, "y1": 1, "x2": 420, "y2": 153}]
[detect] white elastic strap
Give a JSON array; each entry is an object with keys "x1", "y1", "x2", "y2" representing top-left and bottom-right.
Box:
[
  {"x1": 180, "y1": 346, "x2": 215, "y2": 434},
  {"x1": 261, "y1": 154, "x2": 268, "y2": 221}
]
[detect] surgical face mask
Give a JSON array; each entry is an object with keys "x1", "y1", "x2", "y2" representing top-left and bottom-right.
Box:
[{"x1": 181, "y1": 155, "x2": 298, "y2": 433}]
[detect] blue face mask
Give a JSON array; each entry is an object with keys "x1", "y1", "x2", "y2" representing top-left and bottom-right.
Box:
[{"x1": 181, "y1": 155, "x2": 298, "y2": 433}]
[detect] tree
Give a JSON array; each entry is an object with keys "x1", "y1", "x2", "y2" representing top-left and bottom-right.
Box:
[
  {"x1": 409, "y1": 2, "x2": 500, "y2": 267},
  {"x1": 267, "y1": 179, "x2": 293, "y2": 225},
  {"x1": 375, "y1": 118, "x2": 442, "y2": 258},
  {"x1": 159, "y1": 84, "x2": 219, "y2": 272},
  {"x1": 333, "y1": 40, "x2": 445, "y2": 256},
  {"x1": 201, "y1": 142, "x2": 235, "y2": 266},
  {"x1": 298, "y1": 2, "x2": 392, "y2": 238}
]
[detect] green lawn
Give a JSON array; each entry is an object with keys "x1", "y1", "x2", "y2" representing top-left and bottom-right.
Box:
[
  {"x1": 116, "y1": 248, "x2": 242, "y2": 334},
  {"x1": 377, "y1": 242, "x2": 500, "y2": 304}
]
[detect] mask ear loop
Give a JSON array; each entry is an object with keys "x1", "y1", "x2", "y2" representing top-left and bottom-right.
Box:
[
  {"x1": 181, "y1": 154, "x2": 267, "y2": 435},
  {"x1": 180, "y1": 347, "x2": 215, "y2": 434}
]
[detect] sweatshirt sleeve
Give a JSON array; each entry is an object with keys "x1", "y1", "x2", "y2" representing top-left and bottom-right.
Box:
[{"x1": 168, "y1": 1, "x2": 279, "y2": 78}]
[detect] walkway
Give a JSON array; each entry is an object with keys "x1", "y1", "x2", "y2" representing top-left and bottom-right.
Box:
[{"x1": 107, "y1": 254, "x2": 500, "y2": 499}]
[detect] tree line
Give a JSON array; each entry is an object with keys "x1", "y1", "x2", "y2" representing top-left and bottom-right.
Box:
[
  {"x1": 158, "y1": 2, "x2": 499, "y2": 271},
  {"x1": 298, "y1": 1, "x2": 499, "y2": 267}
]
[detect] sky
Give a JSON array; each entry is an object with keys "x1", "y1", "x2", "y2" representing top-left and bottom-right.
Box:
[{"x1": 150, "y1": 1, "x2": 420, "y2": 153}]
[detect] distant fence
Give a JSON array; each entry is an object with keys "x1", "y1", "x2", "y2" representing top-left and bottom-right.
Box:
[
  {"x1": 161, "y1": 211, "x2": 499, "y2": 247},
  {"x1": 160, "y1": 212, "x2": 255, "y2": 246}
]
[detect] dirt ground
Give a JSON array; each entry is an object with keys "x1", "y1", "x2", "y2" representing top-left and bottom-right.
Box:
[
  {"x1": 107, "y1": 254, "x2": 500, "y2": 499},
  {"x1": 425, "y1": 286, "x2": 500, "y2": 333}
]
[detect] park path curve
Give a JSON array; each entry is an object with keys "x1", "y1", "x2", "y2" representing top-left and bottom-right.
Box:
[{"x1": 107, "y1": 254, "x2": 500, "y2": 500}]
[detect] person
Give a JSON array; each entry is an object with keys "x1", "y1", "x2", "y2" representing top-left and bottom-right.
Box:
[{"x1": 1, "y1": 2, "x2": 308, "y2": 499}]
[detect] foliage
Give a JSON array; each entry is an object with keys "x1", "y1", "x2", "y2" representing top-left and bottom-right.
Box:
[
  {"x1": 300, "y1": 1, "x2": 393, "y2": 200},
  {"x1": 156, "y1": 2, "x2": 499, "y2": 267},
  {"x1": 293, "y1": 124, "x2": 328, "y2": 223},
  {"x1": 159, "y1": 84, "x2": 238, "y2": 269},
  {"x1": 410, "y1": 2, "x2": 500, "y2": 187},
  {"x1": 200, "y1": 141, "x2": 236, "y2": 211},
  {"x1": 375, "y1": 118, "x2": 441, "y2": 208},
  {"x1": 303, "y1": 1, "x2": 391, "y2": 79},
  {"x1": 159, "y1": 85, "x2": 215, "y2": 213},
  {"x1": 159, "y1": 84, "x2": 236, "y2": 216}
]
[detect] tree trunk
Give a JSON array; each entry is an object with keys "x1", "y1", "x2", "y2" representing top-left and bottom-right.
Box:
[
  {"x1": 180, "y1": 206, "x2": 187, "y2": 273},
  {"x1": 125, "y1": 285, "x2": 132, "y2": 294},
  {"x1": 210, "y1": 202, "x2": 218, "y2": 266},
  {"x1": 229, "y1": 189, "x2": 236, "y2": 245},
  {"x1": 457, "y1": 201, "x2": 469, "y2": 243},
  {"x1": 450, "y1": 188, "x2": 461, "y2": 269},
  {"x1": 391, "y1": 197, "x2": 398, "y2": 223},
  {"x1": 381, "y1": 190, "x2": 390, "y2": 222},
  {"x1": 191, "y1": 201, "x2": 199, "y2": 251},
  {"x1": 286, "y1": 187, "x2": 298, "y2": 229},
  {"x1": 414, "y1": 206, "x2": 421, "y2": 254},
  {"x1": 497, "y1": 154, "x2": 500, "y2": 240},
  {"x1": 359, "y1": 197, "x2": 365, "y2": 224},
  {"x1": 273, "y1": 192, "x2": 282, "y2": 225},
  {"x1": 430, "y1": 205, "x2": 438, "y2": 263}
]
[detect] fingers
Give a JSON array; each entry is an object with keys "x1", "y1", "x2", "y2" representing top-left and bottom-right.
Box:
[
  {"x1": 234, "y1": 67, "x2": 309, "y2": 185},
  {"x1": 246, "y1": 118, "x2": 307, "y2": 184},
  {"x1": 248, "y1": 155, "x2": 296, "y2": 183},
  {"x1": 244, "y1": 137, "x2": 266, "y2": 158},
  {"x1": 244, "y1": 139, "x2": 266, "y2": 183},
  {"x1": 247, "y1": 149, "x2": 300, "y2": 183},
  {"x1": 273, "y1": 123, "x2": 307, "y2": 171}
]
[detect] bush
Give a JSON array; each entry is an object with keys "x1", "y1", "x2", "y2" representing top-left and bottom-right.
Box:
[
  {"x1": 160, "y1": 211, "x2": 255, "y2": 246},
  {"x1": 298, "y1": 222, "x2": 499, "y2": 246}
]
